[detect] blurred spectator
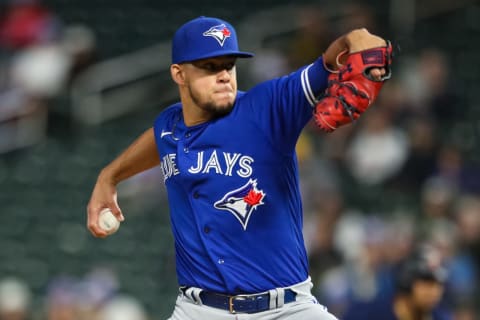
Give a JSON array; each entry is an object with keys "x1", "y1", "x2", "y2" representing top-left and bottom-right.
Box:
[
  {"x1": 333, "y1": 3, "x2": 377, "y2": 35},
  {"x1": 0, "y1": 277, "x2": 31, "y2": 320},
  {"x1": 0, "y1": 0, "x2": 60, "y2": 51},
  {"x1": 434, "y1": 144, "x2": 480, "y2": 194},
  {"x1": 60, "y1": 24, "x2": 97, "y2": 81},
  {"x1": 426, "y1": 219, "x2": 477, "y2": 318},
  {"x1": 345, "y1": 107, "x2": 409, "y2": 185},
  {"x1": 388, "y1": 116, "x2": 438, "y2": 192},
  {"x1": 447, "y1": 195, "x2": 480, "y2": 317},
  {"x1": 44, "y1": 268, "x2": 119, "y2": 320},
  {"x1": 342, "y1": 245, "x2": 452, "y2": 320},
  {"x1": 246, "y1": 48, "x2": 289, "y2": 83},
  {"x1": 0, "y1": 0, "x2": 63, "y2": 153},
  {"x1": 317, "y1": 214, "x2": 395, "y2": 317},
  {"x1": 286, "y1": 5, "x2": 333, "y2": 70},
  {"x1": 452, "y1": 305, "x2": 476, "y2": 320},
  {"x1": 420, "y1": 176, "x2": 456, "y2": 220},
  {"x1": 0, "y1": 0, "x2": 97, "y2": 153},
  {"x1": 399, "y1": 48, "x2": 463, "y2": 126},
  {"x1": 11, "y1": 43, "x2": 71, "y2": 98},
  {"x1": 247, "y1": 4, "x2": 333, "y2": 83},
  {"x1": 44, "y1": 276, "x2": 79, "y2": 320},
  {"x1": 246, "y1": 5, "x2": 330, "y2": 83},
  {"x1": 316, "y1": 118, "x2": 355, "y2": 164},
  {"x1": 415, "y1": 49, "x2": 463, "y2": 124},
  {"x1": 1, "y1": 0, "x2": 67, "y2": 97},
  {"x1": 382, "y1": 215, "x2": 416, "y2": 266},
  {"x1": 98, "y1": 295, "x2": 147, "y2": 320},
  {"x1": 75, "y1": 268, "x2": 120, "y2": 320},
  {"x1": 0, "y1": 87, "x2": 47, "y2": 153},
  {"x1": 453, "y1": 195, "x2": 480, "y2": 260}
]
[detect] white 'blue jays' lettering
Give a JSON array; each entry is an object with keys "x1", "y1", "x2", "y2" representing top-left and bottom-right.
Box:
[
  {"x1": 161, "y1": 153, "x2": 179, "y2": 181},
  {"x1": 187, "y1": 150, "x2": 253, "y2": 177},
  {"x1": 161, "y1": 150, "x2": 254, "y2": 182}
]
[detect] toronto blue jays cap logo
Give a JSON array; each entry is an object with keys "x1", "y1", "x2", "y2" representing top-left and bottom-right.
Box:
[
  {"x1": 171, "y1": 16, "x2": 254, "y2": 64},
  {"x1": 203, "y1": 24, "x2": 231, "y2": 47},
  {"x1": 214, "y1": 179, "x2": 265, "y2": 230}
]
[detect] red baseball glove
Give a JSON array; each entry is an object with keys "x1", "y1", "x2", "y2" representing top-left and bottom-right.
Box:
[{"x1": 314, "y1": 29, "x2": 393, "y2": 132}]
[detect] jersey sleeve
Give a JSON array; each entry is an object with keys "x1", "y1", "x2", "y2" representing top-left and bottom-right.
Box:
[{"x1": 242, "y1": 56, "x2": 330, "y2": 155}]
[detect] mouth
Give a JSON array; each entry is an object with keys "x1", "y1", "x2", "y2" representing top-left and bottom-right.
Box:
[
  {"x1": 215, "y1": 86, "x2": 233, "y2": 94},
  {"x1": 215, "y1": 91, "x2": 233, "y2": 97},
  {"x1": 214, "y1": 90, "x2": 234, "y2": 101}
]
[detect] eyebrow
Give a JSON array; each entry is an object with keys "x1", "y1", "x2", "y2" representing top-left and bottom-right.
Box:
[
  {"x1": 194, "y1": 58, "x2": 236, "y2": 65},
  {"x1": 191, "y1": 60, "x2": 236, "y2": 71}
]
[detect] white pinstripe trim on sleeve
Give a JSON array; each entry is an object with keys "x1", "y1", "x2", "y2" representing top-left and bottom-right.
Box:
[{"x1": 301, "y1": 64, "x2": 317, "y2": 107}]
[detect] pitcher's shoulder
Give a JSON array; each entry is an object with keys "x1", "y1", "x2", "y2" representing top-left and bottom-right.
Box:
[{"x1": 154, "y1": 102, "x2": 182, "y2": 126}]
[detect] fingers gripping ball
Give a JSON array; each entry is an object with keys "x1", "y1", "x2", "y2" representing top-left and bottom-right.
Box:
[
  {"x1": 98, "y1": 208, "x2": 121, "y2": 234},
  {"x1": 314, "y1": 41, "x2": 393, "y2": 132}
]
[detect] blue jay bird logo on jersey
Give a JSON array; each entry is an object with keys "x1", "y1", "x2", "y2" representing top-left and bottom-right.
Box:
[
  {"x1": 214, "y1": 179, "x2": 265, "y2": 230},
  {"x1": 203, "y1": 24, "x2": 231, "y2": 46}
]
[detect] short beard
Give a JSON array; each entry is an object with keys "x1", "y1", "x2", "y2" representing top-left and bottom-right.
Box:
[{"x1": 189, "y1": 86, "x2": 234, "y2": 118}]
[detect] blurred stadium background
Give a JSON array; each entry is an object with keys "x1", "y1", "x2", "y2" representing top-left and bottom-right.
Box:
[{"x1": 0, "y1": 0, "x2": 479, "y2": 319}]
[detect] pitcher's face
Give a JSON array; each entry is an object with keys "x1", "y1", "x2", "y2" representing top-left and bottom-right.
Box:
[{"x1": 182, "y1": 56, "x2": 238, "y2": 117}]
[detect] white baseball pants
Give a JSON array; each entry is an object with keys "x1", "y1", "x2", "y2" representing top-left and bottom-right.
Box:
[{"x1": 167, "y1": 277, "x2": 338, "y2": 320}]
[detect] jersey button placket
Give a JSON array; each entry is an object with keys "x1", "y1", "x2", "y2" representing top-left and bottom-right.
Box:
[{"x1": 183, "y1": 131, "x2": 191, "y2": 152}]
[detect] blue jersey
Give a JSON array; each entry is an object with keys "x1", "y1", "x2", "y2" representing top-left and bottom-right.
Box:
[{"x1": 153, "y1": 58, "x2": 329, "y2": 294}]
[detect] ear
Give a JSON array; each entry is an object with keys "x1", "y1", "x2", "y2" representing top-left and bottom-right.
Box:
[{"x1": 170, "y1": 64, "x2": 185, "y2": 85}]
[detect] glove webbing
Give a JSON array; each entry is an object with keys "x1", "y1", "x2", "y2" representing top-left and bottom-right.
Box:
[{"x1": 317, "y1": 80, "x2": 368, "y2": 124}]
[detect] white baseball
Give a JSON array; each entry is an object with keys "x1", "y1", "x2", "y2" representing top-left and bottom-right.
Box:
[{"x1": 98, "y1": 208, "x2": 120, "y2": 234}]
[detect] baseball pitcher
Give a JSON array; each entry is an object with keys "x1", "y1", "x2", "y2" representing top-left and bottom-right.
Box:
[{"x1": 87, "y1": 16, "x2": 393, "y2": 320}]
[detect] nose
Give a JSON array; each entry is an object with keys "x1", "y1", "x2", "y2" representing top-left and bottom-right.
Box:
[{"x1": 217, "y1": 68, "x2": 232, "y2": 83}]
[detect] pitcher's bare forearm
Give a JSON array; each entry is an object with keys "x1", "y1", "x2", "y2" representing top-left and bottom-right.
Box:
[
  {"x1": 99, "y1": 127, "x2": 161, "y2": 185},
  {"x1": 87, "y1": 128, "x2": 160, "y2": 237}
]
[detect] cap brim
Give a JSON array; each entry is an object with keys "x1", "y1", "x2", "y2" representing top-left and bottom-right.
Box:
[{"x1": 176, "y1": 50, "x2": 254, "y2": 64}]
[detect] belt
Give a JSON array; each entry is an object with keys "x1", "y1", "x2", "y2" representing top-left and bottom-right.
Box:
[{"x1": 181, "y1": 287, "x2": 297, "y2": 314}]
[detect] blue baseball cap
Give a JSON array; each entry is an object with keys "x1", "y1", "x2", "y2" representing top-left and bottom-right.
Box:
[{"x1": 172, "y1": 16, "x2": 254, "y2": 64}]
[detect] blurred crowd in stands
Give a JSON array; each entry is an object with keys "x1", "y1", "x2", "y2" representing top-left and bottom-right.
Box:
[
  {"x1": 0, "y1": 0, "x2": 96, "y2": 153},
  {"x1": 0, "y1": 269, "x2": 149, "y2": 320},
  {"x1": 283, "y1": 4, "x2": 479, "y2": 320},
  {"x1": 0, "y1": 0, "x2": 478, "y2": 319}
]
